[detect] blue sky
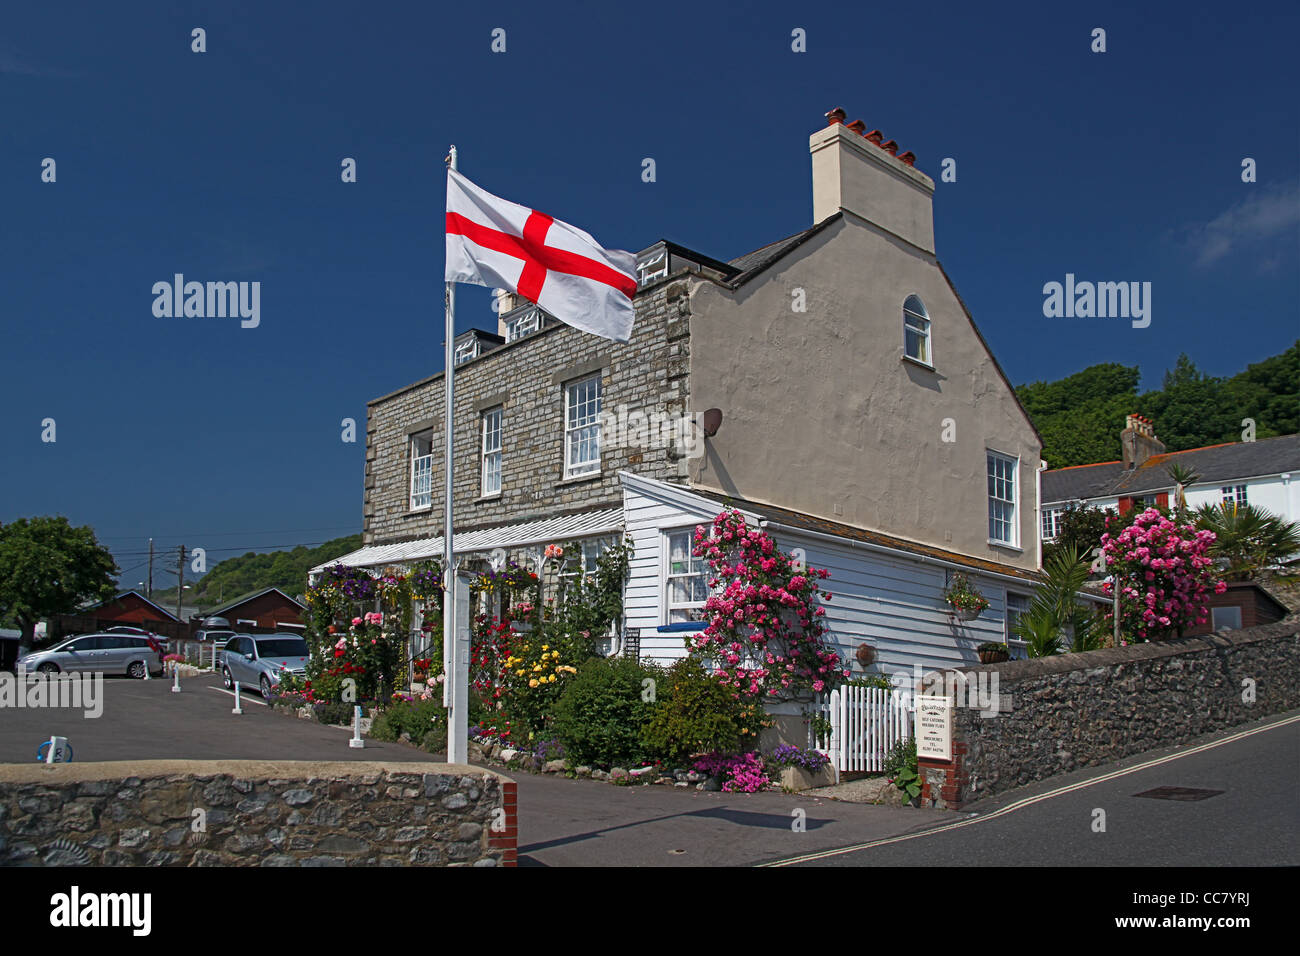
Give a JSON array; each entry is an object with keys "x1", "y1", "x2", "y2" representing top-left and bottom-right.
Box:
[{"x1": 2, "y1": 0, "x2": 1297, "y2": 585}]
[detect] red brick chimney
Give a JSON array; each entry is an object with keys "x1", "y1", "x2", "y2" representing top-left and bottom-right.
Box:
[{"x1": 1121, "y1": 414, "x2": 1165, "y2": 469}]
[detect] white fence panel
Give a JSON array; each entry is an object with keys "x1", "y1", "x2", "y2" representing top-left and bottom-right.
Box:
[{"x1": 819, "y1": 687, "x2": 912, "y2": 773}]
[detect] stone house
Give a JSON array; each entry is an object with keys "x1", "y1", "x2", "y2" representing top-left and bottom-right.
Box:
[{"x1": 315, "y1": 108, "x2": 1052, "y2": 672}]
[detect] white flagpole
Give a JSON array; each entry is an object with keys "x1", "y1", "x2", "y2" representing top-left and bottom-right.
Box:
[{"x1": 443, "y1": 144, "x2": 467, "y2": 764}]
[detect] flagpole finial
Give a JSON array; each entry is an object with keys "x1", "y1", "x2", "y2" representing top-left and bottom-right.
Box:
[{"x1": 445, "y1": 145, "x2": 458, "y2": 171}]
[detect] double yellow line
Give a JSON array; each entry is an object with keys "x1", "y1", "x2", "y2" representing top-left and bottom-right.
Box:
[{"x1": 759, "y1": 712, "x2": 1300, "y2": 867}]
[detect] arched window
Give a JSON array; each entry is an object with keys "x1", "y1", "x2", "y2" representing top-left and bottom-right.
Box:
[{"x1": 903, "y1": 295, "x2": 931, "y2": 365}]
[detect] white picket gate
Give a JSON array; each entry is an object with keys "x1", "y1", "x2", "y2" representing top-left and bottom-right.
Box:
[{"x1": 812, "y1": 686, "x2": 913, "y2": 773}]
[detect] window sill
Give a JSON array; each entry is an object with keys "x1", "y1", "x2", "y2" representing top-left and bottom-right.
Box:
[
  {"x1": 901, "y1": 354, "x2": 935, "y2": 372},
  {"x1": 474, "y1": 493, "x2": 502, "y2": 504},
  {"x1": 556, "y1": 471, "x2": 603, "y2": 488},
  {"x1": 987, "y1": 540, "x2": 1023, "y2": 553},
  {"x1": 406, "y1": 506, "x2": 433, "y2": 517}
]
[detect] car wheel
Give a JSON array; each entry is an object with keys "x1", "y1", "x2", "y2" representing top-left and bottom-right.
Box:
[
  {"x1": 36, "y1": 662, "x2": 59, "y2": 674},
  {"x1": 127, "y1": 661, "x2": 146, "y2": 679},
  {"x1": 259, "y1": 675, "x2": 273, "y2": 698},
  {"x1": 222, "y1": 667, "x2": 234, "y2": 690}
]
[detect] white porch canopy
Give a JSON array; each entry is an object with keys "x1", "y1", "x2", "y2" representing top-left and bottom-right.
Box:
[{"x1": 309, "y1": 507, "x2": 624, "y2": 579}]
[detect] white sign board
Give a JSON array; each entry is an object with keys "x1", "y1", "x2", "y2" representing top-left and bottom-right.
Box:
[{"x1": 915, "y1": 695, "x2": 953, "y2": 761}]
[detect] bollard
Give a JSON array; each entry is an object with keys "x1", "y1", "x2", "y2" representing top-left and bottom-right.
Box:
[
  {"x1": 171, "y1": 666, "x2": 181, "y2": 693},
  {"x1": 349, "y1": 705, "x2": 365, "y2": 748},
  {"x1": 232, "y1": 682, "x2": 243, "y2": 715}
]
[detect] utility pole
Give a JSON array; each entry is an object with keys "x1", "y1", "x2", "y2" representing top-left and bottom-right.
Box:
[
  {"x1": 175, "y1": 545, "x2": 186, "y2": 624},
  {"x1": 147, "y1": 538, "x2": 154, "y2": 599}
]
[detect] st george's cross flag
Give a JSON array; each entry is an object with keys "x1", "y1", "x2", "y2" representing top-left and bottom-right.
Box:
[{"x1": 445, "y1": 168, "x2": 638, "y2": 342}]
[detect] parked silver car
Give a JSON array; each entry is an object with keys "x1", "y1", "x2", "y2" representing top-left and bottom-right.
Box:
[
  {"x1": 221, "y1": 634, "x2": 310, "y2": 698},
  {"x1": 18, "y1": 633, "x2": 164, "y2": 678}
]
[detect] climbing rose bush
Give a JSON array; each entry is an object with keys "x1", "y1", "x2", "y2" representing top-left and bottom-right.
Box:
[
  {"x1": 689, "y1": 510, "x2": 848, "y2": 701},
  {"x1": 1099, "y1": 508, "x2": 1226, "y2": 641}
]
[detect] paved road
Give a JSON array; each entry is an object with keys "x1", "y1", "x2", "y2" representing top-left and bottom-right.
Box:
[
  {"x1": 766, "y1": 712, "x2": 1300, "y2": 867},
  {"x1": 0, "y1": 672, "x2": 950, "y2": 866},
  {"x1": 3, "y1": 673, "x2": 1294, "y2": 867}
]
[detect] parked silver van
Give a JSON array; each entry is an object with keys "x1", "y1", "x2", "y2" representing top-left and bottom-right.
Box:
[{"x1": 18, "y1": 633, "x2": 164, "y2": 678}]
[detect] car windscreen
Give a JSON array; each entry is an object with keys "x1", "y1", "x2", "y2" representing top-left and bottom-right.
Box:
[{"x1": 255, "y1": 638, "x2": 309, "y2": 658}]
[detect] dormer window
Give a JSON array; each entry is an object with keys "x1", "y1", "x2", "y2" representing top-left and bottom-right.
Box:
[
  {"x1": 637, "y1": 247, "x2": 668, "y2": 287},
  {"x1": 454, "y1": 338, "x2": 480, "y2": 365},
  {"x1": 903, "y1": 295, "x2": 931, "y2": 365},
  {"x1": 504, "y1": 306, "x2": 542, "y2": 342}
]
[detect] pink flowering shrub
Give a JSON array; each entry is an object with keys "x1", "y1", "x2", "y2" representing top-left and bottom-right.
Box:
[
  {"x1": 693, "y1": 752, "x2": 770, "y2": 792},
  {"x1": 1100, "y1": 508, "x2": 1226, "y2": 641},
  {"x1": 689, "y1": 510, "x2": 848, "y2": 701}
]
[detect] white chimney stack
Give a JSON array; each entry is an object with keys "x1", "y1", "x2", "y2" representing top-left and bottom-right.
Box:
[{"x1": 810, "y1": 113, "x2": 936, "y2": 254}]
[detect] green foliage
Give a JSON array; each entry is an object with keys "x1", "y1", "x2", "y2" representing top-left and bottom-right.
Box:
[
  {"x1": 552, "y1": 656, "x2": 661, "y2": 768},
  {"x1": 1195, "y1": 502, "x2": 1300, "y2": 580},
  {"x1": 311, "y1": 701, "x2": 356, "y2": 726},
  {"x1": 0, "y1": 516, "x2": 119, "y2": 642},
  {"x1": 152, "y1": 533, "x2": 362, "y2": 611},
  {"x1": 371, "y1": 697, "x2": 446, "y2": 742},
  {"x1": 1014, "y1": 544, "x2": 1105, "y2": 657},
  {"x1": 883, "y1": 734, "x2": 918, "y2": 800},
  {"x1": 539, "y1": 539, "x2": 633, "y2": 661},
  {"x1": 1017, "y1": 343, "x2": 1299, "y2": 467},
  {"x1": 1044, "y1": 505, "x2": 1116, "y2": 566},
  {"x1": 640, "y1": 658, "x2": 764, "y2": 765}
]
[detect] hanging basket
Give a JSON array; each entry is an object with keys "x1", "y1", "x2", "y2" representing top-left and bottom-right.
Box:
[{"x1": 952, "y1": 606, "x2": 983, "y2": 622}]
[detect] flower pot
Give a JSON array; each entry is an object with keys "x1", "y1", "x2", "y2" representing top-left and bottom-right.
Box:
[
  {"x1": 978, "y1": 649, "x2": 1009, "y2": 664},
  {"x1": 953, "y1": 606, "x2": 983, "y2": 622},
  {"x1": 779, "y1": 764, "x2": 836, "y2": 792}
]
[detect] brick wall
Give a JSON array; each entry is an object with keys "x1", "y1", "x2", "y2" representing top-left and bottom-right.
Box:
[{"x1": 364, "y1": 277, "x2": 692, "y2": 545}]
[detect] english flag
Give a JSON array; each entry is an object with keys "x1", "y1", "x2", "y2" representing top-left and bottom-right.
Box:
[{"x1": 445, "y1": 168, "x2": 638, "y2": 342}]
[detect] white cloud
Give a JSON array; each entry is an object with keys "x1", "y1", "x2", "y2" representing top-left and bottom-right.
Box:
[{"x1": 1184, "y1": 179, "x2": 1300, "y2": 266}]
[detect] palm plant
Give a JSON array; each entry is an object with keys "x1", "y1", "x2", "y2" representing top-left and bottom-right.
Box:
[
  {"x1": 1195, "y1": 502, "x2": 1300, "y2": 580},
  {"x1": 1165, "y1": 463, "x2": 1200, "y2": 512},
  {"x1": 1015, "y1": 544, "x2": 1104, "y2": 657}
]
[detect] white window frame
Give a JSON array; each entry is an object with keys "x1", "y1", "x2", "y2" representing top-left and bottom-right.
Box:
[
  {"x1": 636, "y1": 248, "x2": 668, "y2": 286},
  {"x1": 1211, "y1": 605, "x2": 1242, "y2": 630},
  {"x1": 504, "y1": 307, "x2": 541, "y2": 342},
  {"x1": 1221, "y1": 484, "x2": 1248, "y2": 507},
  {"x1": 903, "y1": 294, "x2": 932, "y2": 366},
  {"x1": 481, "y1": 407, "x2": 502, "y2": 497},
  {"x1": 987, "y1": 450, "x2": 1019, "y2": 547},
  {"x1": 662, "y1": 526, "x2": 709, "y2": 624},
  {"x1": 454, "y1": 337, "x2": 479, "y2": 365},
  {"x1": 564, "y1": 374, "x2": 602, "y2": 478},
  {"x1": 1041, "y1": 507, "x2": 1063, "y2": 543},
  {"x1": 409, "y1": 430, "x2": 434, "y2": 511},
  {"x1": 1004, "y1": 590, "x2": 1031, "y2": 660}
]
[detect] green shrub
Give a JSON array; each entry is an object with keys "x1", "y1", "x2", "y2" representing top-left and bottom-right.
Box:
[
  {"x1": 370, "y1": 697, "x2": 446, "y2": 743},
  {"x1": 312, "y1": 701, "x2": 355, "y2": 726},
  {"x1": 882, "y1": 736, "x2": 917, "y2": 779},
  {"x1": 640, "y1": 657, "x2": 763, "y2": 766},
  {"x1": 552, "y1": 656, "x2": 661, "y2": 768}
]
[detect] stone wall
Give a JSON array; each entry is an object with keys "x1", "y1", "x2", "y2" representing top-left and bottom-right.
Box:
[
  {"x1": 0, "y1": 760, "x2": 517, "y2": 867},
  {"x1": 363, "y1": 277, "x2": 691, "y2": 545},
  {"x1": 919, "y1": 617, "x2": 1300, "y2": 809}
]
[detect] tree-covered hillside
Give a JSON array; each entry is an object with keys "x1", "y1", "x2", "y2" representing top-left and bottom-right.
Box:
[
  {"x1": 150, "y1": 534, "x2": 360, "y2": 610},
  {"x1": 1017, "y1": 341, "x2": 1299, "y2": 468}
]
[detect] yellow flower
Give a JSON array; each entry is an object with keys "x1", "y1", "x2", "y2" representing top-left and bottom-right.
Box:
[
  {"x1": 548, "y1": 674, "x2": 556, "y2": 683},
  {"x1": 528, "y1": 679, "x2": 538, "y2": 688},
  {"x1": 516, "y1": 669, "x2": 525, "y2": 677},
  {"x1": 541, "y1": 645, "x2": 549, "y2": 651}
]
